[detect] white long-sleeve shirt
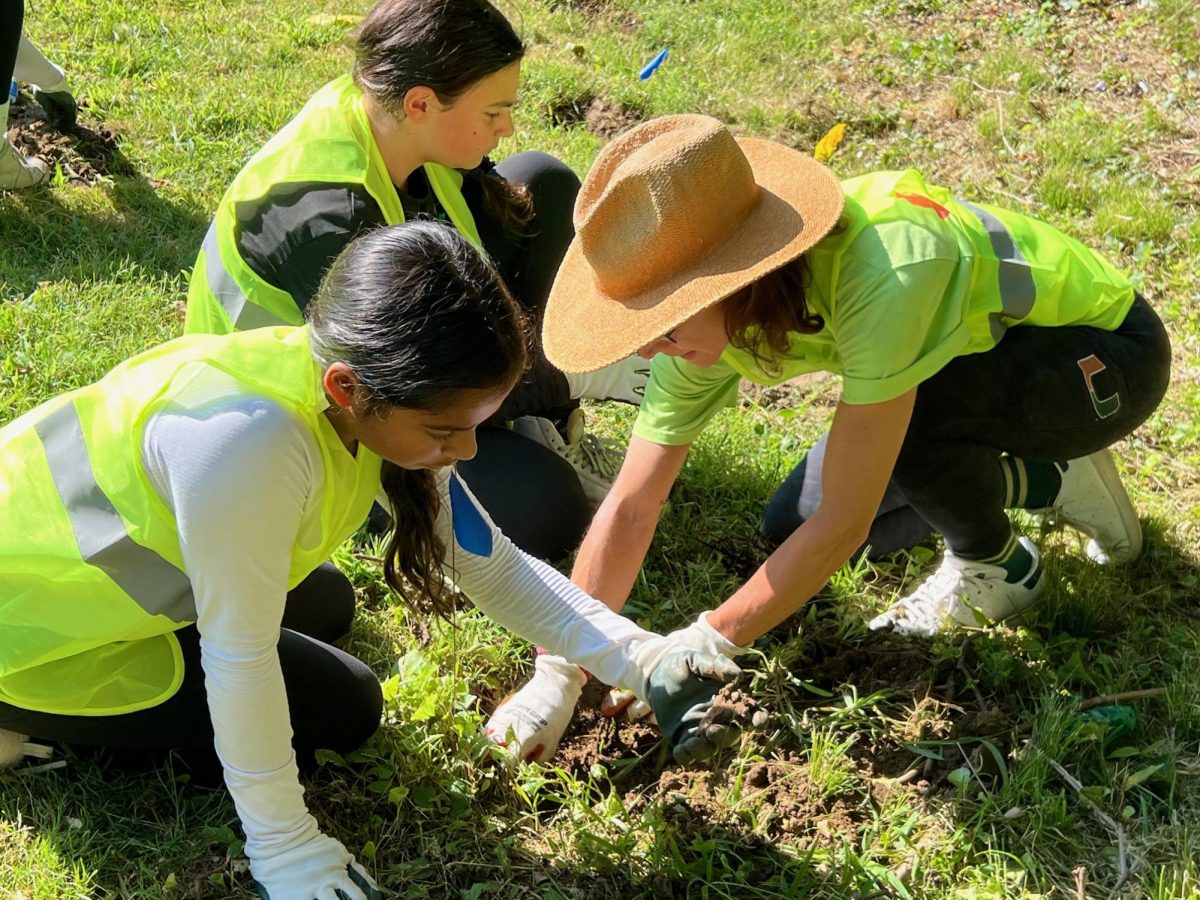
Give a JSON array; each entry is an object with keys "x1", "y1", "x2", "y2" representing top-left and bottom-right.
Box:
[{"x1": 141, "y1": 375, "x2": 665, "y2": 868}]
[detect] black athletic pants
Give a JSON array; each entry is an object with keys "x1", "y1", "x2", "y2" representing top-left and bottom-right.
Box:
[
  {"x1": 439, "y1": 152, "x2": 593, "y2": 561},
  {"x1": 1, "y1": 0, "x2": 22, "y2": 95},
  {"x1": 0, "y1": 563, "x2": 381, "y2": 773},
  {"x1": 764, "y1": 295, "x2": 1171, "y2": 558}
]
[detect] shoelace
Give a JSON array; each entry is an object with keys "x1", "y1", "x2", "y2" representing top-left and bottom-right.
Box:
[
  {"x1": 565, "y1": 431, "x2": 622, "y2": 479},
  {"x1": 891, "y1": 560, "x2": 985, "y2": 621}
]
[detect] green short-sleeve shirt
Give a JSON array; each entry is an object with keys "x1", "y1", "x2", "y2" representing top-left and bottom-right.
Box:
[{"x1": 633, "y1": 169, "x2": 1134, "y2": 446}]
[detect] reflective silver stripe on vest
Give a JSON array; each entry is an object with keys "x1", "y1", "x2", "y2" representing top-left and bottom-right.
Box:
[
  {"x1": 958, "y1": 199, "x2": 1037, "y2": 343},
  {"x1": 34, "y1": 402, "x2": 197, "y2": 623},
  {"x1": 202, "y1": 224, "x2": 290, "y2": 331}
]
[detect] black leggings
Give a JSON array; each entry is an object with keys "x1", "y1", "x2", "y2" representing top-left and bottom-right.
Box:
[
  {"x1": 765, "y1": 295, "x2": 1171, "y2": 558},
  {"x1": 1, "y1": 0, "x2": 22, "y2": 93},
  {"x1": 0, "y1": 563, "x2": 382, "y2": 773},
  {"x1": 448, "y1": 152, "x2": 593, "y2": 561},
  {"x1": 479, "y1": 151, "x2": 580, "y2": 425}
]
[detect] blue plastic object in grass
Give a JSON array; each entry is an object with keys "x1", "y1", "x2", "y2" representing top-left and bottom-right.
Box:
[
  {"x1": 639, "y1": 48, "x2": 669, "y2": 80},
  {"x1": 8, "y1": 80, "x2": 17, "y2": 103}
]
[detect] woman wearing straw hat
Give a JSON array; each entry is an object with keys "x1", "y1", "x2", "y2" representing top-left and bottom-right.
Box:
[{"x1": 483, "y1": 114, "x2": 1170, "y2": 758}]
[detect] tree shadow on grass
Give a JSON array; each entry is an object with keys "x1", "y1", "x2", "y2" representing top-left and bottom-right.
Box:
[{"x1": 1, "y1": 93, "x2": 208, "y2": 296}]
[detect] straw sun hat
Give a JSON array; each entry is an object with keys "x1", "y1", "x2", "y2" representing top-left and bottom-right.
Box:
[{"x1": 542, "y1": 114, "x2": 845, "y2": 374}]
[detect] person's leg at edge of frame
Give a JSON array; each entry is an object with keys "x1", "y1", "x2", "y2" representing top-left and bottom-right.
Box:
[
  {"x1": 870, "y1": 294, "x2": 1171, "y2": 636},
  {"x1": 0, "y1": 0, "x2": 50, "y2": 190},
  {"x1": 763, "y1": 430, "x2": 937, "y2": 560}
]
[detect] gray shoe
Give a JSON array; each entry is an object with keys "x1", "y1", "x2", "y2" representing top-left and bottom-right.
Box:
[
  {"x1": 512, "y1": 408, "x2": 622, "y2": 506},
  {"x1": 0, "y1": 138, "x2": 50, "y2": 191}
]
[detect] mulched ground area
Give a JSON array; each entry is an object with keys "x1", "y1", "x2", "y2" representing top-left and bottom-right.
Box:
[{"x1": 6, "y1": 91, "x2": 130, "y2": 186}]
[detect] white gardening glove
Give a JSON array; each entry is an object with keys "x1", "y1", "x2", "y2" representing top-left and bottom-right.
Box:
[
  {"x1": 564, "y1": 355, "x2": 650, "y2": 405},
  {"x1": 602, "y1": 611, "x2": 750, "y2": 722},
  {"x1": 483, "y1": 653, "x2": 587, "y2": 763},
  {"x1": 250, "y1": 832, "x2": 381, "y2": 900}
]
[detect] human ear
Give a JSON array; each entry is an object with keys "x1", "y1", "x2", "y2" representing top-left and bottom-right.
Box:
[
  {"x1": 401, "y1": 85, "x2": 439, "y2": 121},
  {"x1": 323, "y1": 361, "x2": 362, "y2": 410}
]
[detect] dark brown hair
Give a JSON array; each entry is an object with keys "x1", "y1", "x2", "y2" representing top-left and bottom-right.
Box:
[
  {"x1": 723, "y1": 256, "x2": 824, "y2": 376},
  {"x1": 351, "y1": 0, "x2": 532, "y2": 232},
  {"x1": 309, "y1": 221, "x2": 529, "y2": 616}
]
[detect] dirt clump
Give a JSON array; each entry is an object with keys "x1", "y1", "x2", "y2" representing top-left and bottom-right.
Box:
[
  {"x1": 548, "y1": 94, "x2": 643, "y2": 139},
  {"x1": 703, "y1": 682, "x2": 769, "y2": 730}
]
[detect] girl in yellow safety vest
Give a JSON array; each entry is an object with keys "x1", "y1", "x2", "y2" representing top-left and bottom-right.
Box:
[
  {"x1": 0, "y1": 222, "x2": 741, "y2": 900},
  {"x1": 485, "y1": 114, "x2": 1172, "y2": 761},
  {"x1": 185, "y1": 0, "x2": 646, "y2": 563}
]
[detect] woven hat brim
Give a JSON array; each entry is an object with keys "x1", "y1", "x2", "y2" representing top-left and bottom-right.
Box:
[{"x1": 543, "y1": 137, "x2": 845, "y2": 374}]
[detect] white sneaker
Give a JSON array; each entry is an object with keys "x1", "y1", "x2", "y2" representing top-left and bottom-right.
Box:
[
  {"x1": 1031, "y1": 450, "x2": 1141, "y2": 565},
  {"x1": 512, "y1": 408, "x2": 622, "y2": 506},
  {"x1": 0, "y1": 729, "x2": 54, "y2": 769},
  {"x1": 0, "y1": 138, "x2": 49, "y2": 191},
  {"x1": 869, "y1": 536, "x2": 1044, "y2": 636}
]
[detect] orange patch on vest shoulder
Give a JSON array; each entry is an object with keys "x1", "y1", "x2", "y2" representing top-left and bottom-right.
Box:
[{"x1": 894, "y1": 192, "x2": 950, "y2": 219}]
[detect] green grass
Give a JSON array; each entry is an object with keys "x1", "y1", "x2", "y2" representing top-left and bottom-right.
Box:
[{"x1": 3, "y1": 0, "x2": 1200, "y2": 897}]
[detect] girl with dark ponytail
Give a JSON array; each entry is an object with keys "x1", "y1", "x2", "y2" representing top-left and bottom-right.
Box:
[
  {"x1": 0, "y1": 222, "x2": 741, "y2": 899},
  {"x1": 185, "y1": 0, "x2": 649, "y2": 563}
]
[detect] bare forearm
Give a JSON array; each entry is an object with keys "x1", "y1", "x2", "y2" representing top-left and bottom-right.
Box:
[
  {"x1": 570, "y1": 498, "x2": 662, "y2": 612},
  {"x1": 707, "y1": 514, "x2": 865, "y2": 646}
]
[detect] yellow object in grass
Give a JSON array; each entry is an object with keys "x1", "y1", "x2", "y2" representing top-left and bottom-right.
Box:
[{"x1": 813, "y1": 123, "x2": 847, "y2": 163}]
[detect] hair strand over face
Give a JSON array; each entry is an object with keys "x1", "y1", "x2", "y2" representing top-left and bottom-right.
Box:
[{"x1": 723, "y1": 255, "x2": 825, "y2": 376}]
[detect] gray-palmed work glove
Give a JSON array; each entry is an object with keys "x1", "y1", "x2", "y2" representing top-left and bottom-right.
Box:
[
  {"x1": 603, "y1": 611, "x2": 751, "y2": 722},
  {"x1": 646, "y1": 650, "x2": 744, "y2": 765},
  {"x1": 32, "y1": 87, "x2": 77, "y2": 132}
]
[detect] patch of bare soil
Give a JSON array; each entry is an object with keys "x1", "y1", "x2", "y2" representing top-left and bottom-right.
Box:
[
  {"x1": 549, "y1": 94, "x2": 643, "y2": 140},
  {"x1": 740, "y1": 370, "x2": 841, "y2": 412},
  {"x1": 554, "y1": 618, "x2": 1021, "y2": 842},
  {"x1": 6, "y1": 92, "x2": 131, "y2": 186},
  {"x1": 556, "y1": 680, "x2": 661, "y2": 771},
  {"x1": 797, "y1": 621, "x2": 1022, "y2": 793},
  {"x1": 650, "y1": 756, "x2": 863, "y2": 847},
  {"x1": 549, "y1": 0, "x2": 611, "y2": 16}
]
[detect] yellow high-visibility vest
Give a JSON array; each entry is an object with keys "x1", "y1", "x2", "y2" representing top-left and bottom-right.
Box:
[
  {"x1": 185, "y1": 75, "x2": 482, "y2": 334},
  {"x1": 0, "y1": 326, "x2": 381, "y2": 715}
]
